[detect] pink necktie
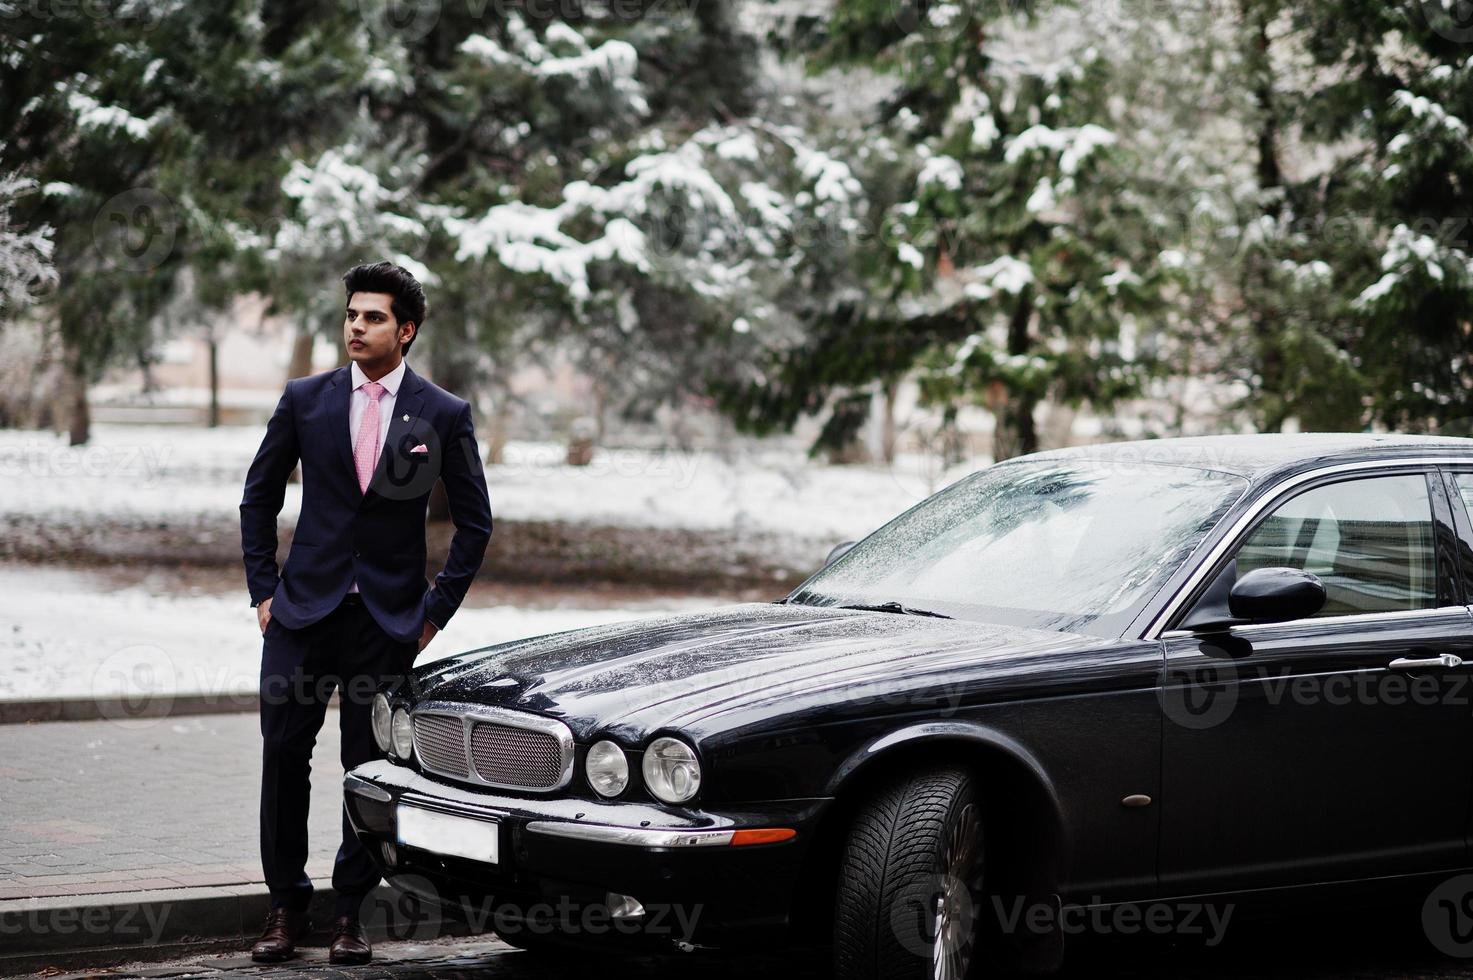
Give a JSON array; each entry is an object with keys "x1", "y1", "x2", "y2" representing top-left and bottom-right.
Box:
[{"x1": 354, "y1": 381, "x2": 385, "y2": 492}]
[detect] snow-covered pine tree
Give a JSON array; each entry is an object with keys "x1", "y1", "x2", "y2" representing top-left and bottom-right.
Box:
[
  {"x1": 718, "y1": 1, "x2": 1180, "y2": 460},
  {"x1": 1284, "y1": 0, "x2": 1473, "y2": 433},
  {"x1": 437, "y1": 4, "x2": 853, "y2": 432},
  {"x1": 0, "y1": 1, "x2": 371, "y2": 441}
]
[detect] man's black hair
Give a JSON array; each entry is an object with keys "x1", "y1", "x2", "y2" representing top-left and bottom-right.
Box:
[{"x1": 342, "y1": 261, "x2": 428, "y2": 355}]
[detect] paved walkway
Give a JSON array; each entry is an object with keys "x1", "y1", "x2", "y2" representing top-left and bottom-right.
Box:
[{"x1": 0, "y1": 712, "x2": 342, "y2": 901}]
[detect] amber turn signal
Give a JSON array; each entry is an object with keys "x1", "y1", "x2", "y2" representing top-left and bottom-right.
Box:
[{"x1": 729, "y1": 828, "x2": 797, "y2": 846}]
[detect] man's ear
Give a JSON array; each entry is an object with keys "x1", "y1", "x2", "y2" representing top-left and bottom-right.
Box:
[{"x1": 400, "y1": 321, "x2": 416, "y2": 345}]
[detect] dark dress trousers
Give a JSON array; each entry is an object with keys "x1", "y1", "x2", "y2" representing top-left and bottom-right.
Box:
[{"x1": 240, "y1": 362, "x2": 492, "y2": 917}]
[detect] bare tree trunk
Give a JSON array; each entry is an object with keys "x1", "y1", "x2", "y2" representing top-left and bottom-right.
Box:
[
  {"x1": 1240, "y1": 0, "x2": 1287, "y2": 432},
  {"x1": 991, "y1": 400, "x2": 1038, "y2": 461},
  {"x1": 693, "y1": 0, "x2": 758, "y2": 117},
  {"x1": 287, "y1": 323, "x2": 316, "y2": 380},
  {"x1": 880, "y1": 380, "x2": 898, "y2": 464},
  {"x1": 990, "y1": 290, "x2": 1038, "y2": 461},
  {"x1": 485, "y1": 390, "x2": 510, "y2": 466},
  {"x1": 206, "y1": 331, "x2": 220, "y2": 427},
  {"x1": 427, "y1": 304, "x2": 477, "y2": 523},
  {"x1": 939, "y1": 407, "x2": 965, "y2": 467},
  {"x1": 591, "y1": 375, "x2": 608, "y2": 445},
  {"x1": 67, "y1": 352, "x2": 89, "y2": 446}
]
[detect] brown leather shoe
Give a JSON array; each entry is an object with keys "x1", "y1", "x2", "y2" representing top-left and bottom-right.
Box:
[
  {"x1": 328, "y1": 915, "x2": 372, "y2": 965},
  {"x1": 250, "y1": 906, "x2": 311, "y2": 963}
]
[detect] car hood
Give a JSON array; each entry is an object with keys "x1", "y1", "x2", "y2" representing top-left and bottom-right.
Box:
[{"x1": 410, "y1": 602, "x2": 1123, "y2": 742}]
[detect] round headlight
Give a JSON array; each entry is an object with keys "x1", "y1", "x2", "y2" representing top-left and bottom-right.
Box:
[
  {"x1": 371, "y1": 694, "x2": 393, "y2": 753},
  {"x1": 585, "y1": 740, "x2": 629, "y2": 798},
  {"x1": 642, "y1": 737, "x2": 701, "y2": 804},
  {"x1": 390, "y1": 707, "x2": 414, "y2": 761}
]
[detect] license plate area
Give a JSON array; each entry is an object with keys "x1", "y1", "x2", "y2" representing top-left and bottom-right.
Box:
[{"x1": 396, "y1": 803, "x2": 500, "y2": 865}]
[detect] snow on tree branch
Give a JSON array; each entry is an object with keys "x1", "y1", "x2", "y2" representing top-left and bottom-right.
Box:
[{"x1": 0, "y1": 171, "x2": 58, "y2": 318}]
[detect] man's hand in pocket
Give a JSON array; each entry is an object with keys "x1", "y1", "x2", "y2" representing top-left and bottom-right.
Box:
[
  {"x1": 419, "y1": 619, "x2": 439, "y2": 653},
  {"x1": 257, "y1": 597, "x2": 273, "y2": 636}
]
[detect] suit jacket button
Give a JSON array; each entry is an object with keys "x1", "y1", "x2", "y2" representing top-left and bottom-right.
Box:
[{"x1": 354, "y1": 551, "x2": 361, "y2": 558}]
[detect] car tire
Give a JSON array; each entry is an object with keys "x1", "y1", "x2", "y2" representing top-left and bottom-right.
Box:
[{"x1": 833, "y1": 764, "x2": 983, "y2": 980}]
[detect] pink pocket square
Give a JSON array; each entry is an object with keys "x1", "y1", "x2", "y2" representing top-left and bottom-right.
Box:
[{"x1": 410, "y1": 443, "x2": 430, "y2": 454}]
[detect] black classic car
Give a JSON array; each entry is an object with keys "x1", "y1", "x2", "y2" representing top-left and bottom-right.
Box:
[{"x1": 345, "y1": 434, "x2": 1473, "y2": 978}]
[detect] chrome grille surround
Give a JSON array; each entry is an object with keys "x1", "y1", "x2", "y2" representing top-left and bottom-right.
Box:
[{"x1": 409, "y1": 701, "x2": 574, "y2": 793}]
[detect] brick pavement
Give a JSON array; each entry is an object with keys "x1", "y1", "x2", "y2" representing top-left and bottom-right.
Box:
[{"x1": 0, "y1": 712, "x2": 345, "y2": 901}]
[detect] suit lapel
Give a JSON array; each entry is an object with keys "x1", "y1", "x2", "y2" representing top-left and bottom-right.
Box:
[
  {"x1": 366, "y1": 365, "x2": 426, "y2": 499},
  {"x1": 325, "y1": 366, "x2": 356, "y2": 483}
]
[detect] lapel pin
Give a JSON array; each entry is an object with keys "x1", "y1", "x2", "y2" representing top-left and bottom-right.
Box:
[{"x1": 402, "y1": 414, "x2": 410, "y2": 422}]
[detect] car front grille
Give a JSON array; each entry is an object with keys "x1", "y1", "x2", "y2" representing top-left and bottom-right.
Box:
[
  {"x1": 470, "y1": 722, "x2": 565, "y2": 788},
  {"x1": 412, "y1": 714, "x2": 470, "y2": 778},
  {"x1": 410, "y1": 706, "x2": 572, "y2": 792}
]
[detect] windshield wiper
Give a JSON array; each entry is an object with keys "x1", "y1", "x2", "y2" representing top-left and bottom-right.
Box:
[{"x1": 837, "y1": 601, "x2": 952, "y2": 619}]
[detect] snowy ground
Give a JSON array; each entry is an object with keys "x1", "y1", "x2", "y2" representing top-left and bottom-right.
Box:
[
  {"x1": 0, "y1": 562, "x2": 727, "y2": 701},
  {"x1": 0, "y1": 423, "x2": 974, "y2": 541},
  {"x1": 0, "y1": 423, "x2": 984, "y2": 701}
]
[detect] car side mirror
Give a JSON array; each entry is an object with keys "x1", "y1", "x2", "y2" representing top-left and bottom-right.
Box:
[
  {"x1": 1180, "y1": 563, "x2": 1326, "y2": 634},
  {"x1": 1228, "y1": 567, "x2": 1326, "y2": 624},
  {"x1": 824, "y1": 541, "x2": 856, "y2": 568}
]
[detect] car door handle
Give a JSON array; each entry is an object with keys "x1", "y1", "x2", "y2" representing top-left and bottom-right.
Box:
[{"x1": 1388, "y1": 653, "x2": 1464, "y2": 670}]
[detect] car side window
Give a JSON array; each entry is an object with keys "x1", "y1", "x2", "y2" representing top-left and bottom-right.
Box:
[
  {"x1": 1451, "y1": 474, "x2": 1473, "y2": 526},
  {"x1": 1235, "y1": 474, "x2": 1437, "y2": 617}
]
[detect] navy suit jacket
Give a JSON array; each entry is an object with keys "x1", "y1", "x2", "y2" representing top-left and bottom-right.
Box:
[{"x1": 240, "y1": 363, "x2": 493, "y2": 644}]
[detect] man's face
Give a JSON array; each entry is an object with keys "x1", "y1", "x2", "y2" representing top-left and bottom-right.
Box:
[{"x1": 344, "y1": 292, "x2": 413, "y2": 366}]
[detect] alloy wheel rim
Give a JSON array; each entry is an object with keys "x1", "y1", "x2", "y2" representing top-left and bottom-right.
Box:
[{"x1": 932, "y1": 802, "x2": 979, "y2": 980}]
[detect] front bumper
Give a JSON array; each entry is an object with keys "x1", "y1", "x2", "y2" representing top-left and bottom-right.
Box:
[{"x1": 344, "y1": 760, "x2": 827, "y2": 948}]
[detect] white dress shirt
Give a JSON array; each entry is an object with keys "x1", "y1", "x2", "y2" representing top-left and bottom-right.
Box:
[{"x1": 347, "y1": 358, "x2": 406, "y2": 593}]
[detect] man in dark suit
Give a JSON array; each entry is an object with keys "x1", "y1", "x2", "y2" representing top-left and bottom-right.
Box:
[{"x1": 240, "y1": 261, "x2": 492, "y2": 964}]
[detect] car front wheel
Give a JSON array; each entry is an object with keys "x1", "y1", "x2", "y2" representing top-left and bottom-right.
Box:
[{"x1": 833, "y1": 764, "x2": 984, "y2": 980}]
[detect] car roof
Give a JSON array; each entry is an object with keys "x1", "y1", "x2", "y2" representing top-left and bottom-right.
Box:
[{"x1": 1030, "y1": 432, "x2": 1473, "y2": 482}]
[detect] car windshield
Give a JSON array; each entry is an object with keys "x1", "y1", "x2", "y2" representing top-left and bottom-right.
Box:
[{"x1": 787, "y1": 457, "x2": 1247, "y2": 636}]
